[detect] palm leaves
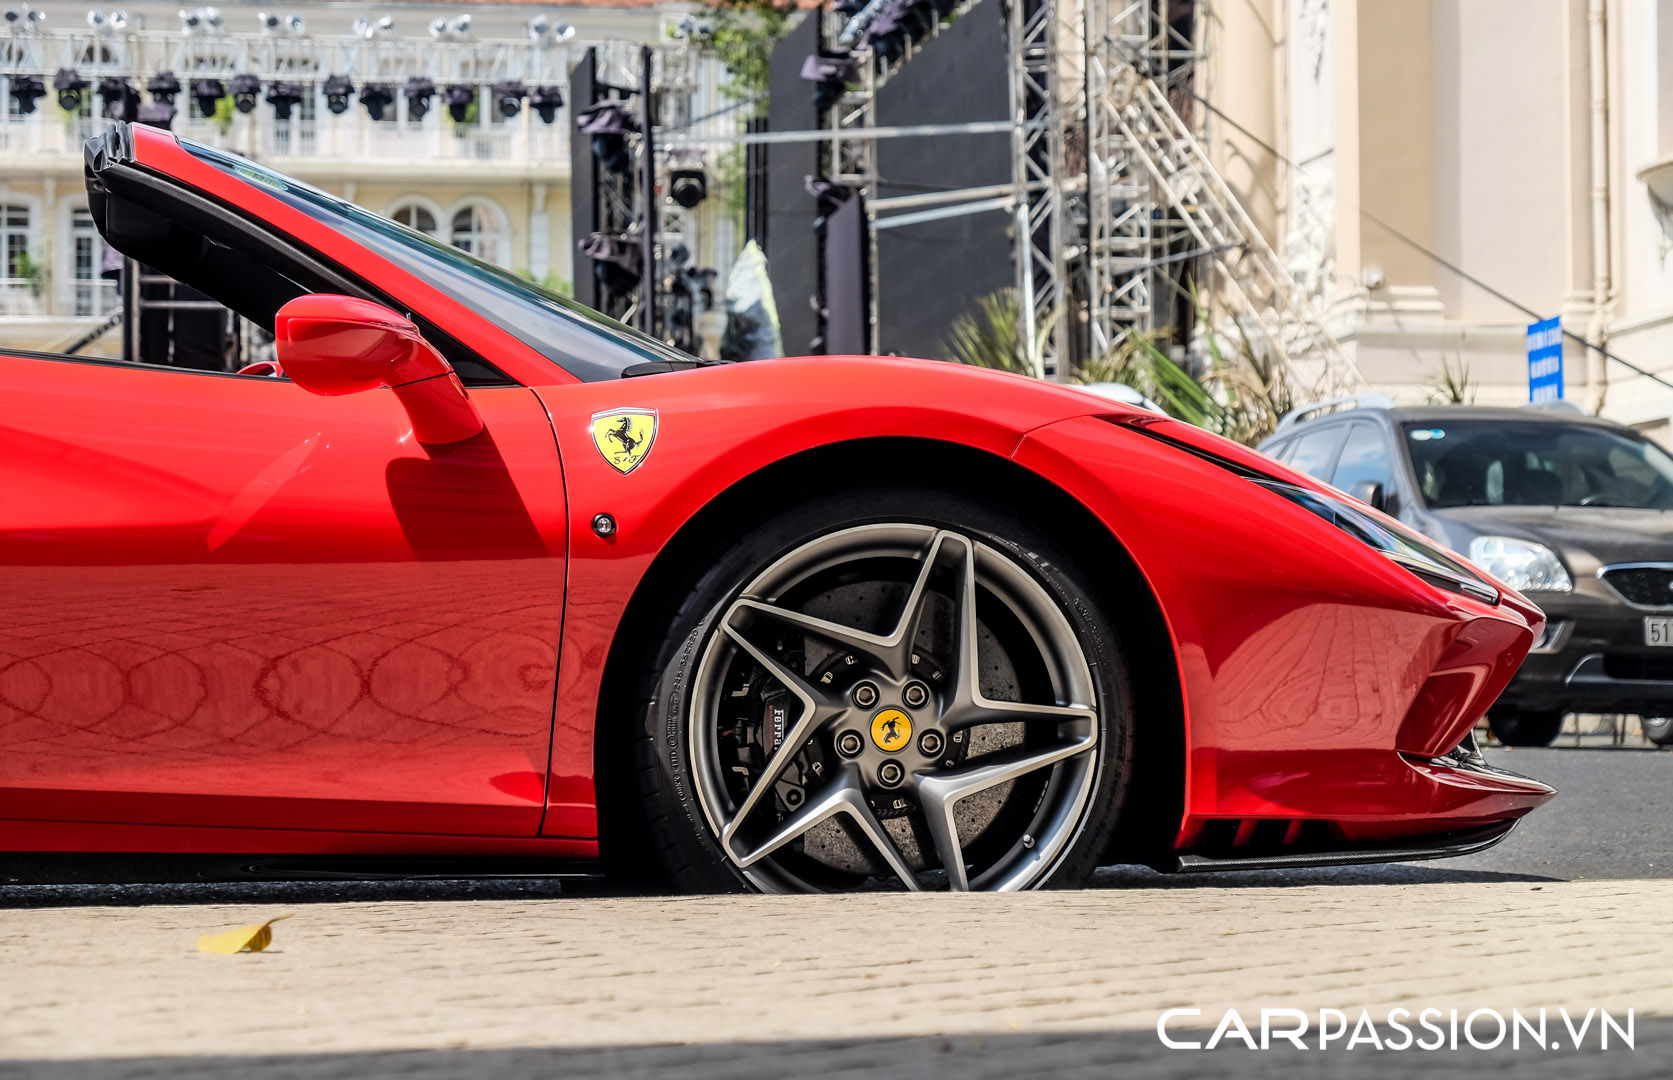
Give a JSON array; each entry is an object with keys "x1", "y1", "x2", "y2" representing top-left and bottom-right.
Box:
[{"x1": 941, "y1": 286, "x2": 1299, "y2": 447}]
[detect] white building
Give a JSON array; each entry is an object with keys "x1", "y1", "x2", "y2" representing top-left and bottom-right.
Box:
[
  {"x1": 1203, "y1": 0, "x2": 1673, "y2": 441},
  {"x1": 0, "y1": 0, "x2": 718, "y2": 356}
]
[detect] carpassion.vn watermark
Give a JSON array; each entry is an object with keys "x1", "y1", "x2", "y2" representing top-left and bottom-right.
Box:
[{"x1": 1156, "y1": 1007, "x2": 1635, "y2": 1051}]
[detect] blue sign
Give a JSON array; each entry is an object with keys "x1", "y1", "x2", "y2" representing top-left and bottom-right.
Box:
[{"x1": 1527, "y1": 316, "x2": 1564, "y2": 403}]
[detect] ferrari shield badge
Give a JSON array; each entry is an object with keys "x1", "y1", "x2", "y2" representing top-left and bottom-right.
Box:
[{"x1": 590, "y1": 408, "x2": 657, "y2": 473}]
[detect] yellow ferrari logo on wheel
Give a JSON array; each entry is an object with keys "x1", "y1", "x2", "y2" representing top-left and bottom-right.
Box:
[
  {"x1": 590, "y1": 409, "x2": 657, "y2": 473},
  {"x1": 871, "y1": 708, "x2": 913, "y2": 753}
]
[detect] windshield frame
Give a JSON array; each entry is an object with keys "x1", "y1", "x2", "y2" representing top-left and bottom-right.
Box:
[
  {"x1": 1400, "y1": 418, "x2": 1673, "y2": 511},
  {"x1": 180, "y1": 138, "x2": 696, "y2": 382}
]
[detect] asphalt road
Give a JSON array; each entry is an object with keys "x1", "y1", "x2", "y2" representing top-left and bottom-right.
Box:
[{"x1": 3, "y1": 745, "x2": 1669, "y2": 905}]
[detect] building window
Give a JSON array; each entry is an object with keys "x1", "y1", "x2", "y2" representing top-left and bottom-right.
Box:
[
  {"x1": 390, "y1": 200, "x2": 439, "y2": 237},
  {"x1": 2, "y1": 202, "x2": 35, "y2": 314},
  {"x1": 70, "y1": 207, "x2": 117, "y2": 316},
  {"x1": 449, "y1": 202, "x2": 503, "y2": 265}
]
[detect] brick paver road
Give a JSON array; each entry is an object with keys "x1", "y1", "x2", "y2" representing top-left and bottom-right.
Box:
[{"x1": 4, "y1": 881, "x2": 1671, "y2": 1077}]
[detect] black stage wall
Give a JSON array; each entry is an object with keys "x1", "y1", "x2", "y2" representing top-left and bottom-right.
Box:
[
  {"x1": 764, "y1": 15, "x2": 824, "y2": 357},
  {"x1": 873, "y1": 3, "x2": 1012, "y2": 360}
]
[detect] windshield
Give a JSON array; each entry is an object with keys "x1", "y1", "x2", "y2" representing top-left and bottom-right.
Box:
[
  {"x1": 181, "y1": 139, "x2": 694, "y2": 381},
  {"x1": 1404, "y1": 420, "x2": 1673, "y2": 510}
]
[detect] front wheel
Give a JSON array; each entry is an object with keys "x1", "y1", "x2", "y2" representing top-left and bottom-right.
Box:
[{"x1": 622, "y1": 489, "x2": 1133, "y2": 893}]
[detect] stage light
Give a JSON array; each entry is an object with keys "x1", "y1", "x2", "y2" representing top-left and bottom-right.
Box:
[
  {"x1": 136, "y1": 100, "x2": 175, "y2": 130},
  {"x1": 323, "y1": 74, "x2": 353, "y2": 114},
  {"x1": 191, "y1": 77, "x2": 224, "y2": 117},
  {"x1": 404, "y1": 77, "x2": 435, "y2": 121},
  {"x1": 580, "y1": 232, "x2": 641, "y2": 295},
  {"x1": 147, "y1": 72, "x2": 180, "y2": 104},
  {"x1": 203, "y1": 6, "x2": 221, "y2": 31},
  {"x1": 230, "y1": 73, "x2": 260, "y2": 113},
  {"x1": 669, "y1": 167, "x2": 707, "y2": 209},
  {"x1": 2, "y1": 6, "x2": 43, "y2": 31},
  {"x1": 265, "y1": 80, "x2": 301, "y2": 120},
  {"x1": 108, "y1": 9, "x2": 127, "y2": 30},
  {"x1": 577, "y1": 100, "x2": 638, "y2": 176},
  {"x1": 451, "y1": 13, "x2": 470, "y2": 37},
  {"x1": 529, "y1": 84, "x2": 563, "y2": 123},
  {"x1": 7, "y1": 74, "x2": 45, "y2": 115},
  {"x1": 428, "y1": 15, "x2": 447, "y2": 39},
  {"x1": 492, "y1": 80, "x2": 525, "y2": 119},
  {"x1": 259, "y1": 10, "x2": 280, "y2": 31},
  {"x1": 53, "y1": 69, "x2": 86, "y2": 111},
  {"x1": 800, "y1": 54, "x2": 858, "y2": 112},
  {"x1": 97, "y1": 76, "x2": 137, "y2": 121},
  {"x1": 179, "y1": 8, "x2": 201, "y2": 33},
  {"x1": 526, "y1": 13, "x2": 546, "y2": 40},
  {"x1": 358, "y1": 82, "x2": 393, "y2": 120},
  {"x1": 443, "y1": 83, "x2": 474, "y2": 123},
  {"x1": 286, "y1": 13, "x2": 303, "y2": 34},
  {"x1": 552, "y1": 22, "x2": 574, "y2": 41}
]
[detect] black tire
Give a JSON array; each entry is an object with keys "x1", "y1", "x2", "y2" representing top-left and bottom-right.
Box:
[
  {"x1": 614, "y1": 486, "x2": 1134, "y2": 893},
  {"x1": 1643, "y1": 717, "x2": 1673, "y2": 747},
  {"x1": 1488, "y1": 709, "x2": 1565, "y2": 748}
]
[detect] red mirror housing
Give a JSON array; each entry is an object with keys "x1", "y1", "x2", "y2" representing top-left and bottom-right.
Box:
[{"x1": 275, "y1": 294, "x2": 485, "y2": 445}]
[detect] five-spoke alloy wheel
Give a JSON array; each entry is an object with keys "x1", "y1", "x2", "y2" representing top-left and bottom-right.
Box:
[{"x1": 621, "y1": 490, "x2": 1132, "y2": 893}]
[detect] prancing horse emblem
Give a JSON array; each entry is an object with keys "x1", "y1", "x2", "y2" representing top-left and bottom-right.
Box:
[
  {"x1": 590, "y1": 408, "x2": 658, "y2": 473},
  {"x1": 870, "y1": 708, "x2": 913, "y2": 753}
]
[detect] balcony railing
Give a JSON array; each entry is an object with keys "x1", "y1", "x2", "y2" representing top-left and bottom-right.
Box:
[{"x1": 0, "y1": 280, "x2": 43, "y2": 317}]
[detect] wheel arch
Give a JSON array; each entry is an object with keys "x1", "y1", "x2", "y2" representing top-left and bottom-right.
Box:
[{"x1": 592, "y1": 435, "x2": 1186, "y2": 869}]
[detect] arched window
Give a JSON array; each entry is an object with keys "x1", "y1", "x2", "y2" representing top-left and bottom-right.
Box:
[
  {"x1": 389, "y1": 200, "x2": 438, "y2": 237},
  {"x1": 448, "y1": 202, "x2": 505, "y2": 265}
]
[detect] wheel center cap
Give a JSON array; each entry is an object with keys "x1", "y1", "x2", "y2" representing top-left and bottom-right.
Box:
[{"x1": 870, "y1": 708, "x2": 913, "y2": 752}]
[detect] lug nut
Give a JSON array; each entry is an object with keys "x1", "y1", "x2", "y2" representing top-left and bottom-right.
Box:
[
  {"x1": 919, "y1": 730, "x2": 944, "y2": 757},
  {"x1": 784, "y1": 788, "x2": 803, "y2": 808},
  {"x1": 852, "y1": 681, "x2": 880, "y2": 709},
  {"x1": 877, "y1": 760, "x2": 904, "y2": 787},
  {"x1": 903, "y1": 681, "x2": 929, "y2": 708},
  {"x1": 836, "y1": 731, "x2": 864, "y2": 757}
]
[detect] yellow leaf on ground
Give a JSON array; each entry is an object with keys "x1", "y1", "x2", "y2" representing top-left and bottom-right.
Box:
[{"x1": 196, "y1": 914, "x2": 293, "y2": 955}]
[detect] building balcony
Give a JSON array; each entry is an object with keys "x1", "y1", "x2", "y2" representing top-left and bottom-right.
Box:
[{"x1": 0, "y1": 102, "x2": 575, "y2": 180}]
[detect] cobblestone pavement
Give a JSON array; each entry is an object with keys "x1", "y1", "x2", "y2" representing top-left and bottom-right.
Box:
[{"x1": 4, "y1": 881, "x2": 1670, "y2": 1077}]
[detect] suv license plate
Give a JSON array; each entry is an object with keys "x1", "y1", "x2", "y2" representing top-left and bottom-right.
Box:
[{"x1": 1647, "y1": 617, "x2": 1673, "y2": 646}]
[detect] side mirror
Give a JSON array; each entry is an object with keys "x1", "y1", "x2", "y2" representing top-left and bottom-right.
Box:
[
  {"x1": 275, "y1": 293, "x2": 484, "y2": 445},
  {"x1": 1350, "y1": 479, "x2": 1388, "y2": 513}
]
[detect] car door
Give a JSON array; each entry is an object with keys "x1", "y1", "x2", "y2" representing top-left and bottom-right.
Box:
[
  {"x1": 0, "y1": 162, "x2": 569, "y2": 838},
  {"x1": 0, "y1": 351, "x2": 567, "y2": 838}
]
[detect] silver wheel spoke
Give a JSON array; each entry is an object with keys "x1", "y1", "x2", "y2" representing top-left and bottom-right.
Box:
[
  {"x1": 727, "y1": 771, "x2": 920, "y2": 891},
  {"x1": 944, "y1": 699, "x2": 1097, "y2": 731},
  {"x1": 727, "y1": 531, "x2": 958, "y2": 677},
  {"x1": 718, "y1": 624, "x2": 837, "y2": 841},
  {"x1": 914, "y1": 736, "x2": 1096, "y2": 891}
]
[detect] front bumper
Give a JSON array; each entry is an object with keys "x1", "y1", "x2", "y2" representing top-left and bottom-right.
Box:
[{"x1": 1497, "y1": 587, "x2": 1673, "y2": 714}]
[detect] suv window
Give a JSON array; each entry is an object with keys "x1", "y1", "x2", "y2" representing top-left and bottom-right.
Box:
[
  {"x1": 1285, "y1": 424, "x2": 1348, "y2": 481},
  {"x1": 1331, "y1": 421, "x2": 1398, "y2": 507}
]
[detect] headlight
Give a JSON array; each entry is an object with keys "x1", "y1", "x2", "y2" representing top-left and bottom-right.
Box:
[{"x1": 1468, "y1": 537, "x2": 1572, "y2": 592}]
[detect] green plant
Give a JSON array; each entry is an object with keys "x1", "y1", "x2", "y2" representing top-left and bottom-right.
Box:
[
  {"x1": 696, "y1": 0, "x2": 800, "y2": 107},
  {"x1": 941, "y1": 289, "x2": 1060, "y2": 378},
  {"x1": 1424, "y1": 351, "x2": 1476, "y2": 405},
  {"x1": 1073, "y1": 283, "x2": 1297, "y2": 446},
  {"x1": 12, "y1": 251, "x2": 45, "y2": 297}
]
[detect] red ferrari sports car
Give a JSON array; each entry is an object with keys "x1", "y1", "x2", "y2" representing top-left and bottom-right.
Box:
[{"x1": 0, "y1": 125, "x2": 1553, "y2": 892}]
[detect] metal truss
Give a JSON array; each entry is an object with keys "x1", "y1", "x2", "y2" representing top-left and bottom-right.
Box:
[
  {"x1": 1076, "y1": 0, "x2": 1363, "y2": 394},
  {"x1": 1007, "y1": 0, "x2": 1066, "y2": 378}
]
